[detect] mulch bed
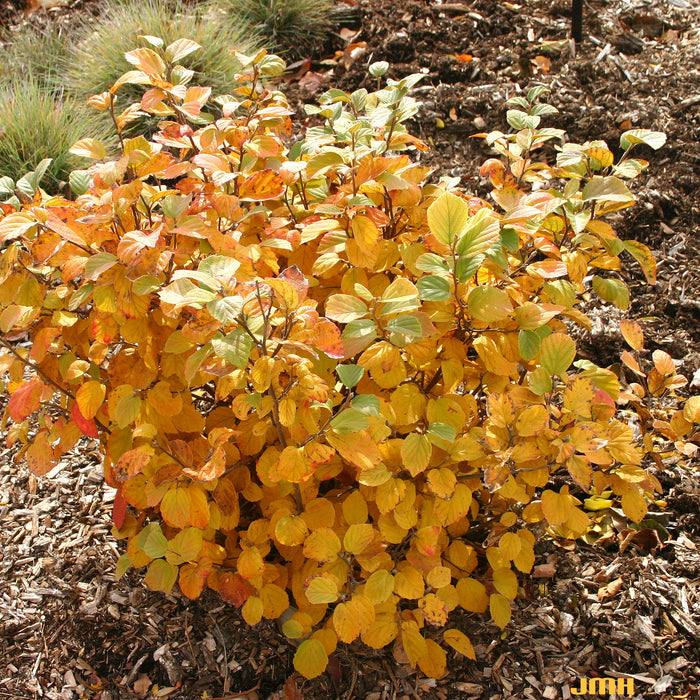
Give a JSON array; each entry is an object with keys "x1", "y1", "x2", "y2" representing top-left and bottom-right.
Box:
[{"x1": 1, "y1": 0, "x2": 699, "y2": 698}]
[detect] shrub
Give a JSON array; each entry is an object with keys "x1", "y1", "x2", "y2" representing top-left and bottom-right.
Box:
[
  {"x1": 211, "y1": 0, "x2": 332, "y2": 58},
  {"x1": 1, "y1": 42, "x2": 698, "y2": 681},
  {"x1": 0, "y1": 79, "x2": 112, "y2": 192},
  {"x1": 65, "y1": 0, "x2": 261, "y2": 135}
]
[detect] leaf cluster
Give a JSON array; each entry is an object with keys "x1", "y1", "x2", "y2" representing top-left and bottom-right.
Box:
[{"x1": 1, "y1": 49, "x2": 697, "y2": 682}]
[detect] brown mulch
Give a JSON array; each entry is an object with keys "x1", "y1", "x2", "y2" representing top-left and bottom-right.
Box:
[{"x1": 1, "y1": 1, "x2": 700, "y2": 699}]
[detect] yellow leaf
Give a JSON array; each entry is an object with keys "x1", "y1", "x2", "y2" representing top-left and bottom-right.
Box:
[
  {"x1": 260, "y1": 583, "x2": 288, "y2": 619},
  {"x1": 541, "y1": 487, "x2": 574, "y2": 526},
  {"x1": 401, "y1": 433, "x2": 432, "y2": 477},
  {"x1": 278, "y1": 398, "x2": 296, "y2": 426},
  {"x1": 347, "y1": 593, "x2": 375, "y2": 632},
  {"x1": 492, "y1": 567, "x2": 518, "y2": 600},
  {"x1": 515, "y1": 404, "x2": 549, "y2": 436},
  {"x1": 274, "y1": 514, "x2": 309, "y2": 546},
  {"x1": 160, "y1": 485, "x2": 209, "y2": 529},
  {"x1": 293, "y1": 639, "x2": 328, "y2": 680},
  {"x1": 417, "y1": 639, "x2": 447, "y2": 679},
  {"x1": 276, "y1": 446, "x2": 313, "y2": 484},
  {"x1": 426, "y1": 468, "x2": 457, "y2": 499},
  {"x1": 241, "y1": 596, "x2": 263, "y2": 625},
  {"x1": 76, "y1": 380, "x2": 106, "y2": 419},
  {"x1": 251, "y1": 356, "x2": 274, "y2": 392},
  {"x1": 394, "y1": 564, "x2": 425, "y2": 600},
  {"x1": 443, "y1": 629, "x2": 476, "y2": 659},
  {"x1": 333, "y1": 602, "x2": 361, "y2": 643},
  {"x1": 237, "y1": 547, "x2": 265, "y2": 582},
  {"x1": 456, "y1": 577, "x2": 488, "y2": 613},
  {"x1": 562, "y1": 376, "x2": 595, "y2": 418},
  {"x1": 400, "y1": 620, "x2": 428, "y2": 667},
  {"x1": 512, "y1": 537, "x2": 535, "y2": 574},
  {"x1": 567, "y1": 454, "x2": 592, "y2": 490},
  {"x1": 303, "y1": 527, "x2": 341, "y2": 563},
  {"x1": 468, "y1": 286, "x2": 513, "y2": 323},
  {"x1": 620, "y1": 319, "x2": 644, "y2": 350},
  {"x1": 70, "y1": 138, "x2": 107, "y2": 160},
  {"x1": 489, "y1": 593, "x2": 511, "y2": 629},
  {"x1": 418, "y1": 593, "x2": 448, "y2": 625},
  {"x1": 305, "y1": 573, "x2": 340, "y2": 604},
  {"x1": 343, "y1": 523, "x2": 375, "y2": 555},
  {"x1": 498, "y1": 533, "x2": 522, "y2": 561},
  {"x1": 426, "y1": 565, "x2": 452, "y2": 589},
  {"x1": 362, "y1": 613, "x2": 398, "y2": 649},
  {"x1": 342, "y1": 490, "x2": 368, "y2": 525},
  {"x1": 326, "y1": 430, "x2": 383, "y2": 470},
  {"x1": 125, "y1": 47, "x2": 166, "y2": 75},
  {"x1": 621, "y1": 487, "x2": 648, "y2": 524},
  {"x1": 364, "y1": 570, "x2": 394, "y2": 605},
  {"x1": 683, "y1": 396, "x2": 700, "y2": 424}
]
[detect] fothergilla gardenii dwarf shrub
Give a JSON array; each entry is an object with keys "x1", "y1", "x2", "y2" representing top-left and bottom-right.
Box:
[{"x1": 1, "y1": 39, "x2": 698, "y2": 680}]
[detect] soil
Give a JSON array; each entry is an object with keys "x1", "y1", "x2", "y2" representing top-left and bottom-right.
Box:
[{"x1": 1, "y1": 1, "x2": 699, "y2": 699}]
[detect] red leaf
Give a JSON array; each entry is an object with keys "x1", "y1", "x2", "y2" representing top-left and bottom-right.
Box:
[
  {"x1": 278, "y1": 266, "x2": 308, "y2": 302},
  {"x1": 71, "y1": 401, "x2": 99, "y2": 438},
  {"x1": 113, "y1": 488, "x2": 127, "y2": 529},
  {"x1": 8, "y1": 378, "x2": 45, "y2": 421},
  {"x1": 312, "y1": 319, "x2": 344, "y2": 359}
]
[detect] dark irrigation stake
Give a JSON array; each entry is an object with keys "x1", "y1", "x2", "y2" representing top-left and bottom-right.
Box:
[{"x1": 572, "y1": 0, "x2": 584, "y2": 42}]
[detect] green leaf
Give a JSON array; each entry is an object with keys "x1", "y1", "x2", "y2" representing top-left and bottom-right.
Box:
[
  {"x1": 163, "y1": 330, "x2": 194, "y2": 354},
  {"x1": 145, "y1": 558, "x2": 178, "y2": 594},
  {"x1": 351, "y1": 394, "x2": 380, "y2": 417},
  {"x1": 416, "y1": 253, "x2": 450, "y2": 275},
  {"x1": 417, "y1": 275, "x2": 451, "y2": 301},
  {"x1": 330, "y1": 408, "x2": 369, "y2": 435},
  {"x1": 211, "y1": 329, "x2": 255, "y2": 368},
  {"x1": 336, "y1": 364, "x2": 365, "y2": 388},
  {"x1": 518, "y1": 330, "x2": 541, "y2": 361},
  {"x1": 85, "y1": 252, "x2": 118, "y2": 280},
  {"x1": 427, "y1": 422, "x2": 457, "y2": 444},
  {"x1": 456, "y1": 255, "x2": 484, "y2": 282},
  {"x1": 0, "y1": 176, "x2": 15, "y2": 197},
  {"x1": 131, "y1": 275, "x2": 160, "y2": 296},
  {"x1": 455, "y1": 208, "x2": 500, "y2": 258},
  {"x1": 539, "y1": 332, "x2": 576, "y2": 377},
  {"x1": 165, "y1": 38, "x2": 201, "y2": 62},
  {"x1": 427, "y1": 191, "x2": 469, "y2": 246},
  {"x1": 138, "y1": 522, "x2": 168, "y2": 559},
  {"x1": 326, "y1": 294, "x2": 369, "y2": 323},
  {"x1": 620, "y1": 129, "x2": 666, "y2": 151},
  {"x1": 198, "y1": 255, "x2": 240, "y2": 280},
  {"x1": 159, "y1": 278, "x2": 217, "y2": 307},
  {"x1": 115, "y1": 552, "x2": 132, "y2": 580},
  {"x1": 582, "y1": 176, "x2": 634, "y2": 204},
  {"x1": 68, "y1": 283, "x2": 94, "y2": 311},
  {"x1": 207, "y1": 296, "x2": 243, "y2": 324},
  {"x1": 500, "y1": 227, "x2": 520, "y2": 251},
  {"x1": 165, "y1": 527, "x2": 203, "y2": 565},
  {"x1": 592, "y1": 276, "x2": 630, "y2": 310},
  {"x1": 506, "y1": 109, "x2": 539, "y2": 130},
  {"x1": 69, "y1": 170, "x2": 91, "y2": 196},
  {"x1": 386, "y1": 315, "x2": 422, "y2": 338},
  {"x1": 341, "y1": 319, "x2": 378, "y2": 356},
  {"x1": 369, "y1": 61, "x2": 389, "y2": 77}
]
